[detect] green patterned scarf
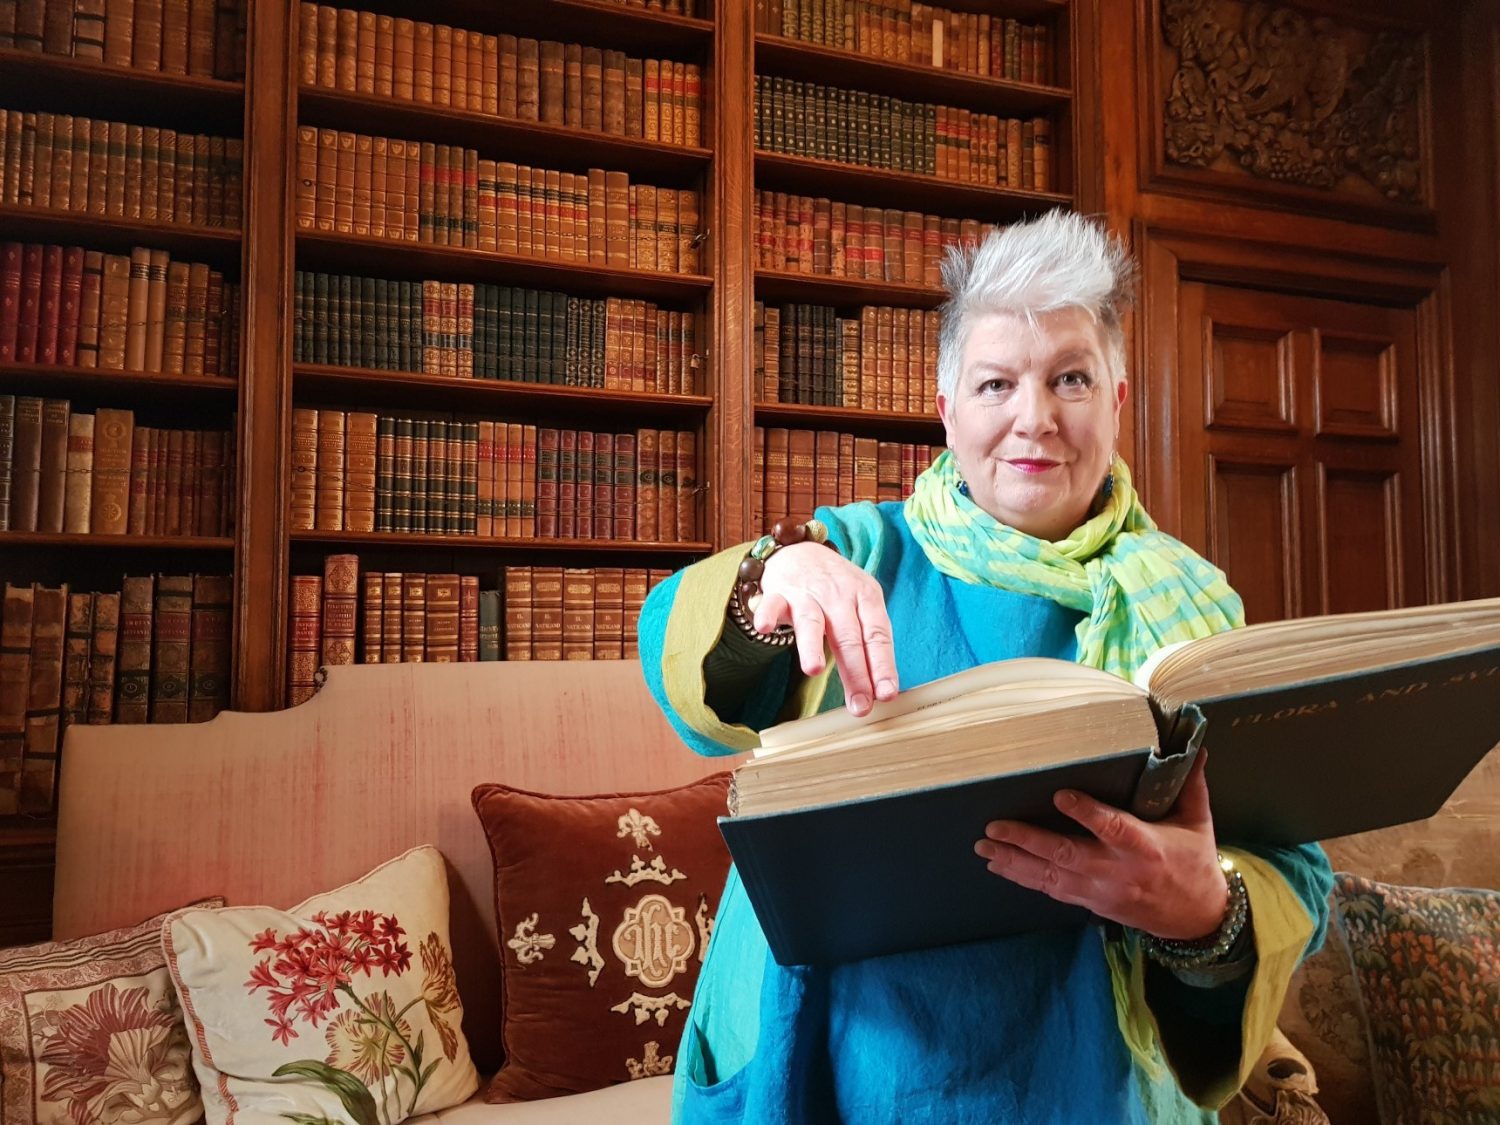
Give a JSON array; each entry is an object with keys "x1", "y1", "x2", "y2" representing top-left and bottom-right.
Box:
[{"x1": 904, "y1": 450, "x2": 1244, "y2": 682}]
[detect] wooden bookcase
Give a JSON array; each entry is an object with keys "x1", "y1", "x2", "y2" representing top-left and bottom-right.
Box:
[{"x1": 0, "y1": 0, "x2": 1076, "y2": 942}]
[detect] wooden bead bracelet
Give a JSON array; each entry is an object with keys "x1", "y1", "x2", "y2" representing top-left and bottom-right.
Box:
[{"x1": 728, "y1": 518, "x2": 835, "y2": 646}]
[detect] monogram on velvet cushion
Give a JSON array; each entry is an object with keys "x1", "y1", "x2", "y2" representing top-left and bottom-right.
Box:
[
  {"x1": 0, "y1": 898, "x2": 223, "y2": 1125},
  {"x1": 163, "y1": 846, "x2": 478, "y2": 1125},
  {"x1": 471, "y1": 773, "x2": 733, "y2": 1101},
  {"x1": 1331, "y1": 873, "x2": 1500, "y2": 1125}
]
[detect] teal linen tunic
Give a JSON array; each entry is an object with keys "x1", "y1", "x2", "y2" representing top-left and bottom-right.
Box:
[{"x1": 638, "y1": 502, "x2": 1333, "y2": 1124}]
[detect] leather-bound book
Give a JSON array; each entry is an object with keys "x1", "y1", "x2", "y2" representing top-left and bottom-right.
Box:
[
  {"x1": 643, "y1": 58, "x2": 660, "y2": 141},
  {"x1": 160, "y1": 0, "x2": 188, "y2": 73},
  {"x1": 491, "y1": 422, "x2": 511, "y2": 535},
  {"x1": 65, "y1": 595, "x2": 95, "y2": 738},
  {"x1": 320, "y1": 552, "x2": 358, "y2": 667},
  {"x1": 556, "y1": 427, "x2": 578, "y2": 539},
  {"x1": 603, "y1": 169, "x2": 630, "y2": 267},
  {"x1": 343, "y1": 411, "x2": 377, "y2": 533},
  {"x1": 876, "y1": 439, "x2": 902, "y2": 501},
  {"x1": 122, "y1": 246, "x2": 150, "y2": 370},
  {"x1": 531, "y1": 566, "x2": 563, "y2": 660},
  {"x1": 133, "y1": 0, "x2": 163, "y2": 68},
  {"x1": 501, "y1": 566, "x2": 531, "y2": 660},
  {"x1": 374, "y1": 12, "x2": 394, "y2": 96},
  {"x1": 655, "y1": 428, "x2": 677, "y2": 543},
  {"x1": 161, "y1": 428, "x2": 183, "y2": 535},
  {"x1": 113, "y1": 575, "x2": 153, "y2": 722},
  {"x1": 197, "y1": 429, "x2": 223, "y2": 535},
  {"x1": 475, "y1": 419, "x2": 494, "y2": 537},
  {"x1": 676, "y1": 429, "x2": 697, "y2": 541},
  {"x1": 296, "y1": 1, "x2": 316, "y2": 85},
  {"x1": 592, "y1": 567, "x2": 623, "y2": 659},
  {"x1": 838, "y1": 431, "x2": 855, "y2": 505},
  {"x1": 400, "y1": 572, "x2": 426, "y2": 662},
  {"x1": 333, "y1": 6, "x2": 356, "y2": 91},
  {"x1": 460, "y1": 419, "x2": 478, "y2": 533},
  {"x1": 8, "y1": 396, "x2": 42, "y2": 532},
  {"x1": 315, "y1": 408, "x2": 345, "y2": 531},
  {"x1": 0, "y1": 243, "x2": 23, "y2": 363},
  {"x1": 481, "y1": 32, "x2": 499, "y2": 115},
  {"x1": 408, "y1": 418, "x2": 429, "y2": 531},
  {"x1": 653, "y1": 186, "x2": 677, "y2": 273},
  {"x1": 684, "y1": 63, "x2": 702, "y2": 146},
  {"x1": 560, "y1": 567, "x2": 593, "y2": 660},
  {"x1": 538, "y1": 38, "x2": 564, "y2": 124},
  {"x1": 601, "y1": 49, "x2": 626, "y2": 135},
  {"x1": 606, "y1": 429, "x2": 631, "y2": 539},
  {"x1": 812, "y1": 428, "x2": 838, "y2": 509},
  {"x1": 516, "y1": 37, "x2": 540, "y2": 120},
  {"x1": 458, "y1": 575, "x2": 478, "y2": 661},
  {"x1": 497, "y1": 32, "x2": 517, "y2": 116},
  {"x1": 0, "y1": 395, "x2": 12, "y2": 532},
  {"x1": 0, "y1": 584, "x2": 35, "y2": 816},
  {"x1": 35, "y1": 397, "x2": 68, "y2": 534},
  {"x1": 84, "y1": 590, "x2": 118, "y2": 723},
  {"x1": 159, "y1": 259, "x2": 187, "y2": 375},
  {"x1": 535, "y1": 426, "x2": 558, "y2": 537},
  {"x1": 14, "y1": 243, "x2": 42, "y2": 364},
  {"x1": 187, "y1": 573, "x2": 230, "y2": 720},
  {"x1": 380, "y1": 572, "x2": 402, "y2": 662},
  {"x1": 289, "y1": 407, "x2": 317, "y2": 531},
  {"x1": 678, "y1": 188, "x2": 700, "y2": 273},
  {"x1": 478, "y1": 588, "x2": 500, "y2": 661},
  {"x1": 623, "y1": 55, "x2": 642, "y2": 137},
  {"x1": 102, "y1": 0, "x2": 132, "y2": 62},
  {"x1": 286, "y1": 573, "x2": 322, "y2": 704},
  {"x1": 141, "y1": 248, "x2": 168, "y2": 372},
  {"x1": 760, "y1": 426, "x2": 787, "y2": 525},
  {"x1": 432, "y1": 23, "x2": 452, "y2": 106},
  {"x1": 20, "y1": 583, "x2": 66, "y2": 814},
  {"x1": 353, "y1": 8, "x2": 374, "y2": 94},
  {"x1": 519, "y1": 422, "x2": 537, "y2": 536},
  {"x1": 351, "y1": 132, "x2": 372, "y2": 236},
  {"x1": 361, "y1": 571, "x2": 383, "y2": 663},
  {"x1": 333, "y1": 130, "x2": 355, "y2": 235},
  {"x1": 61, "y1": 409, "x2": 93, "y2": 533},
  {"x1": 621, "y1": 568, "x2": 648, "y2": 658},
  {"x1": 203, "y1": 268, "x2": 224, "y2": 375}
]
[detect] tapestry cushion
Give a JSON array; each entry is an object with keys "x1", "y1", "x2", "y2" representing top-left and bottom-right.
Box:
[
  {"x1": 163, "y1": 846, "x2": 478, "y2": 1125},
  {"x1": 1331, "y1": 873, "x2": 1500, "y2": 1125},
  {"x1": 0, "y1": 898, "x2": 223, "y2": 1125},
  {"x1": 472, "y1": 773, "x2": 733, "y2": 1101}
]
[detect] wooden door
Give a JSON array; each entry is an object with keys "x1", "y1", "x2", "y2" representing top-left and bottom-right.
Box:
[{"x1": 1172, "y1": 283, "x2": 1428, "y2": 625}]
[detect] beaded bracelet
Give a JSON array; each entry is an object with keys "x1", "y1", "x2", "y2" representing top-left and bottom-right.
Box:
[
  {"x1": 1139, "y1": 852, "x2": 1250, "y2": 972},
  {"x1": 727, "y1": 518, "x2": 836, "y2": 647}
]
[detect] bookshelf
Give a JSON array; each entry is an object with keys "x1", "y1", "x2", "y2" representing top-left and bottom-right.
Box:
[{"x1": 0, "y1": 0, "x2": 1076, "y2": 942}]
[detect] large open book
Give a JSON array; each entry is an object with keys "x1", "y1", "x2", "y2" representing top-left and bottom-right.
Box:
[{"x1": 719, "y1": 597, "x2": 1500, "y2": 965}]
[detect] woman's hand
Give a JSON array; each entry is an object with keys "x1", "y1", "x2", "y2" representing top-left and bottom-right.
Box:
[
  {"x1": 752, "y1": 541, "x2": 898, "y2": 717},
  {"x1": 972, "y1": 751, "x2": 1228, "y2": 940}
]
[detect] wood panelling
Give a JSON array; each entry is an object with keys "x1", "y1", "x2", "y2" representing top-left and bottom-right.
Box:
[{"x1": 1162, "y1": 271, "x2": 1430, "y2": 616}]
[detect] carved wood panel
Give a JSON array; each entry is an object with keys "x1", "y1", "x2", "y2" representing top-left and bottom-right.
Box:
[{"x1": 1146, "y1": 0, "x2": 1433, "y2": 225}]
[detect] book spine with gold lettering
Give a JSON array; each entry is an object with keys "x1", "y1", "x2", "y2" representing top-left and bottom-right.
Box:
[
  {"x1": 502, "y1": 565, "x2": 531, "y2": 660},
  {"x1": 319, "y1": 552, "x2": 358, "y2": 668},
  {"x1": 287, "y1": 573, "x2": 322, "y2": 705},
  {"x1": 20, "y1": 583, "x2": 65, "y2": 814},
  {"x1": 561, "y1": 567, "x2": 593, "y2": 660}
]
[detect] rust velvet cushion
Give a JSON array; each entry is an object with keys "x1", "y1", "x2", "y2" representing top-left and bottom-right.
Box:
[{"x1": 472, "y1": 772, "x2": 733, "y2": 1101}]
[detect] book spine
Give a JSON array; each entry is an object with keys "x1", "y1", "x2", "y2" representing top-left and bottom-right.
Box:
[
  {"x1": 86, "y1": 590, "x2": 119, "y2": 724},
  {"x1": 400, "y1": 572, "x2": 425, "y2": 661},
  {"x1": 320, "y1": 552, "x2": 358, "y2": 666},
  {"x1": 501, "y1": 565, "x2": 531, "y2": 660},
  {"x1": 20, "y1": 583, "x2": 66, "y2": 815},
  {"x1": 36, "y1": 397, "x2": 69, "y2": 534},
  {"x1": 561, "y1": 567, "x2": 593, "y2": 660},
  {"x1": 187, "y1": 573, "x2": 230, "y2": 721},
  {"x1": 458, "y1": 574, "x2": 478, "y2": 661},
  {"x1": 114, "y1": 574, "x2": 153, "y2": 723},
  {"x1": 148, "y1": 574, "x2": 192, "y2": 722},
  {"x1": 62, "y1": 409, "x2": 94, "y2": 533},
  {"x1": 361, "y1": 571, "x2": 383, "y2": 663},
  {"x1": 530, "y1": 566, "x2": 562, "y2": 660},
  {"x1": 287, "y1": 573, "x2": 322, "y2": 704},
  {"x1": 478, "y1": 587, "x2": 500, "y2": 661},
  {"x1": 0, "y1": 584, "x2": 35, "y2": 815}
]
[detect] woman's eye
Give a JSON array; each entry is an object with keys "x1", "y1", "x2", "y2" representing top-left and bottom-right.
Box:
[
  {"x1": 980, "y1": 378, "x2": 1011, "y2": 394},
  {"x1": 1055, "y1": 371, "x2": 1094, "y2": 396}
]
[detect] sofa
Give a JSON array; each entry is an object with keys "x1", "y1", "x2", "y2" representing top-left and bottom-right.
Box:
[{"x1": 49, "y1": 659, "x2": 1500, "y2": 1123}]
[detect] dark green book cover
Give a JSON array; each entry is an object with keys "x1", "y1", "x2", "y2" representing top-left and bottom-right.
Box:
[{"x1": 722, "y1": 636, "x2": 1500, "y2": 967}]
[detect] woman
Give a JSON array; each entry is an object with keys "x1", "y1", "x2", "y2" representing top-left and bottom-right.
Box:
[{"x1": 638, "y1": 210, "x2": 1333, "y2": 1123}]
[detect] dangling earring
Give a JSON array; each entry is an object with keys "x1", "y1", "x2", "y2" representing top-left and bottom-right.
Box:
[
  {"x1": 957, "y1": 479, "x2": 970, "y2": 498},
  {"x1": 1100, "y1": 472, "x2": 1114, "y2": 501}
]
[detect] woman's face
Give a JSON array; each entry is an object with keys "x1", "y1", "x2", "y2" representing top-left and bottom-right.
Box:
[{"x1": 937, "y1": 307, "x2": 1126, "y2": 541}]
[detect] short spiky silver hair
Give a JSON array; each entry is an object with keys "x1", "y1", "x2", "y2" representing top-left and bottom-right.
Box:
[{"x1": 937, "y1": 210, "x2": 1136, "y2": 401}]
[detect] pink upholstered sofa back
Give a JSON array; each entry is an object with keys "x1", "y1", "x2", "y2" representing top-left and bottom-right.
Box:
[{"x1": 52, "y1": 660, "x2": 733, "y2": 1074}]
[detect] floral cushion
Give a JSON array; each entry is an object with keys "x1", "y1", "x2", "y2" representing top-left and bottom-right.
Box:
[
  {"x1": 471, "y1": 773, "x2": 733, "y2": 1101},
  {"x1": 0, "y1": 898, "x2": 223, "y2": 1125},
  {"x1": 163, "y1": 846, "x2": 478, "y2": 1125},
  {"x1": 1331, "y1": 874, "x2": 1500, "y2": 1124}
]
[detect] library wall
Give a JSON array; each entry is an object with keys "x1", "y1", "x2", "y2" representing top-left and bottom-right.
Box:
[{"x1": 3, "y1": 0, "x2": 1496, "y2": 942}]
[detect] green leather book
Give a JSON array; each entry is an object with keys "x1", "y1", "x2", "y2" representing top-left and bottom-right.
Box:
[{"x1": 722, "y1": 597, "x2": 1500, "y2": 966}]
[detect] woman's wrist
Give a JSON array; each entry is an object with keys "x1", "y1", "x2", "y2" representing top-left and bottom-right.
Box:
[
  {"x1": 1139, "y1": 853, "x2": 1251, "y2": 977},
  {"x1": 726, "y1": 518, "x2": 836, "y2": 647}
]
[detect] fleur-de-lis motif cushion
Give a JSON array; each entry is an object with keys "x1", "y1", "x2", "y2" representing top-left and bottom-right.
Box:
[
  {"x1": 163, "y1": 846, "x2": 478, "y2": 1125},
  {"x1": 0, "y1": 898, "x2": 223, "y2": 1125},
  {"x1": 471, "y1": 773, "x2": 732, "y2": 1102},
  {"x1": 1330, "y1": 874, "x2": 1500, "y2": 1125}
]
